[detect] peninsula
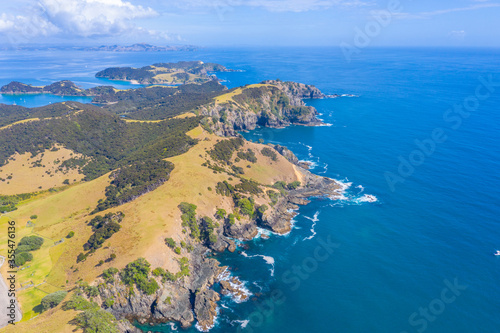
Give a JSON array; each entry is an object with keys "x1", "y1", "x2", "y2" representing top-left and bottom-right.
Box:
[{"x1": 0, "y1": 62, "x2": 340, "y2": 333}]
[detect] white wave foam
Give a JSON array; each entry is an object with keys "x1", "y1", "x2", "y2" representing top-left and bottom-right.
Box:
[
  {"x1": 303, "y1": 211, "x2": 320, "y2": 241},
  {"x1": 166, "y1": 322, "x2": 178, "y2": 331},
  {"x1": 234, "y1": 319, "x2": 250, "y2": 329},
  {"x1": 240, "y1": 251, "x2": 275, "y2": 276},
  {"x1": 252, "y1": 281, "x2": 264, "y2": 292},
  {"x1": 320, "y1": 163, "x2": 328, "y2": 174},
  {"x1": 355, "y1": 194, "x2": 378, "y2": 203},
  {"x1": 195, "y1": 307, "x2": 219, "y2": 332},
  {"x1": 218, "y1": 268, "x2": 252, "y2": 303}
]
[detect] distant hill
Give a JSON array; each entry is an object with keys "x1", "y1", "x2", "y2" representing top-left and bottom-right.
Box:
[
  {"x1": 0, "y1": 43, "x2": 198, "y2": 52},
  {"x1": 80, "y1": 43, "x2": 198, "y2": 52}
]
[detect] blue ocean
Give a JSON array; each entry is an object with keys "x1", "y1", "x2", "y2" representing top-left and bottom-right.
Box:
[{"x1": 1, "y1": 47, "x2": 499, "y2": 333}]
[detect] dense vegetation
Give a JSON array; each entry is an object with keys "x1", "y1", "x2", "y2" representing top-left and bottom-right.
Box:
[
  {"x1": 179, "y1": 202, "x2": 199, "y2": 239},
  {"x1": 13, "y1": 235, "x2": 44, "y2": 266},
  {"x1": 94, "y1": 159, "x2": 174, "y2": 212},
  {"x1": 261, "y1": 147, "x2": 278, "y2": 161},
  {"x1": 83, "y1": 212, "x2": 124, "y2": 253},
  {"x1": 120, "y1": 258, "x2": 159, "y2": 295},
  {"x1": 95, "y1": 61, "x2": 231, "y2": 84},
  {"x1": 0, "y1": 105, "x2": 200, "y2": 180},
  {"x1": 200, "y1": 216, "x2": 219, "y2": 245},
  {"x1": 237, "y1": 148, "x2": 257, "y2": 163},
  {"x1": 0, "y1": 192, "x2": 39, "y2": 213},
  {"x1": 0, "y1": 101, "x2": 91, "y2": 128},
  {"x1": 63, "y1": 294, "x2": 119, "y2": 333},
  {"x1": 209, "y1": 138, "x2": 244, "y2": 163},
  {"x1": 97, "y1": 81, "x2": 227, "y2": 120},
  {"x1": 95, "y1": 67, "x2": 155, "y2": 82},
  {"x1": 41, "y1": 290, "x2": 68, "y2": 311}
]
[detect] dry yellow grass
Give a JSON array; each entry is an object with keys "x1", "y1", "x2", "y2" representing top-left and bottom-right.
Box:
[
  {"x1": 122, "y1": 119, "x2": 163, "y2": 123},
  {"x1": 0, "y1": 118, "x2": 41, "y2": 130},
  {"x1": 1, "y1": 306, "x2": 80, "y2": 333},
  {"x1": 0, "y1": 128, "x2": 304, "y2": 333},
  {"x1": 214, "y1": 84, "x2": 273, "y2": 105},
  {"x1": 174, "y1": 112, "x2": 196, "y2": 119},
  {"x1": 233, "y1": 140, "x2": 300, "y2": 185},
  {"x1": 0, "y1": 146, "x2": 85, "y2": 195}
]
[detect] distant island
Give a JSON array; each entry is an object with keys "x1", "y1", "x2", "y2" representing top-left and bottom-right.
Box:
[
  {"x1": 95, "y1": 60, "x2": 238, "y2": 85},
  {"x1": 0, "y1": 43, "x2": 198, "y2": 52}
]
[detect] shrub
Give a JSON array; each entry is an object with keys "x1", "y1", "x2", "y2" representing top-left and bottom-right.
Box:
[
  {"x1": 261, "y1": 147, "x2": 278, "y2": 161},
  {"x1": 257, "y1": 204, "x2": 268, "y2": 216},
  {"x1": 74, "y1": 306, "x2": 119, "y2": 333},
  {"x1": 104, "y1": 298, "x2": 114, "y2": 308},
  {"x1": 215, "y1": 208, "x2": 226, "y2": 220},
  {"x1": 41, "y1": 290, "x2": 68, "y2": 311},
  {"x1": 66, "y1": 231, "x2": 75, "y2": 238},
  {"x1": 77, "y1": 253, "x2": 87, "y2": 263},
  {"x1": 272, "y1": 181, "x2": 287, "y2": 191},
  {"x1": 152, "y1": 267, "x2": 176, "y2": 283},
  {"x1": 14, "y1": 252, "x2": 33, "y2": 266},
  {"x1": 237, "y1": 149, "x2": 257, "y2": 163},
  {"x1": 237, "y1": 198, "x2": 254, "y2": 217},
  {"x1": 174, "y1": 247, "x2": 181, "y2": 255},
  {"x1": 179, "y1": 202, "x2": 199, "y2": 240},
  {"x1": 120, "y1": 258, "x2": 159, "y2": 295},
  {"x1": 165, "y1": 237, "x2": 176, "y2": 248},
  {"x1": 287, "y1": 181, "x2": 301, "y2": 190},
  {"x1": 208, "y1": 137, "x2": 244, "y2": 163},
  {"x1": 109, "y1": 253, "x2": 116, "y2": 260},
  {"x1": 30, "y1": 215, "x2": 38, "y2": 220},
  {"x1": 83, "y1": 212, "x2": 123, "y2": 252},
  {"x1": 267, "y1": 190, "x2": 279, "y2": 206},
  {"x1": 18, "y1": 235, "x2": 44, "y2": 251},
  {"x1": 102, "y1": 267, "x2": 119, "y2": 283}
]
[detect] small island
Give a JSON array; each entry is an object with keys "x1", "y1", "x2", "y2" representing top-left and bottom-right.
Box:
[{"x1": 95, "y1": 60, "x2": 237, "y2": 85}]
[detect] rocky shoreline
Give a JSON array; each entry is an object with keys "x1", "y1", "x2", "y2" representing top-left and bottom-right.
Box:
[
  {"x1": 96, "y1": 152, "x2": 342, "y2": 333},
  {"x1": 82, "y1": 81, "x2": 344, "y2": 333}
]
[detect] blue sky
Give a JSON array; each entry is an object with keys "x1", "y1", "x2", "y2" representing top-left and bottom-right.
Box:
[{"x1": 0, "y1": 0, "x2": 499, "y2": 47}]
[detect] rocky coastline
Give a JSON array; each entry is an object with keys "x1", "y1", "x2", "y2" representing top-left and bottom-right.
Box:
[
  {"x1": 70, "y1": 79, "x2": 343, "y2": 332},
  {"x1": 93, "y1": 146, "x2": 342, "y2": 332}
]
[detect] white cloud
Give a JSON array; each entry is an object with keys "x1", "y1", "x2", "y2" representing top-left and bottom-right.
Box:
[
  {"x1": 449, "y1": 30, "x2": 466, "y2": 40},
  {"x1": 175, "y1": 0, "x2": 369, "y2": 13},
  {"x1": 0, "y1": 0, "x2": 166, "y2": 42},
  {"x1": 394, "y1": 3, "x2": 500, "y2": 20}
]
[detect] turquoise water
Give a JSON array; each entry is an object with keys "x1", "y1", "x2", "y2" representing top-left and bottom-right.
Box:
[{"x1": 1, "y1": 48, "x2": 499, "y2": 332}]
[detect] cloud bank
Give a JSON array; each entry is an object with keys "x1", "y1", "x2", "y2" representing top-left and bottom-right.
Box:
[{"x1": 0, "y1": 0, "x2": 161, "y2": 42}]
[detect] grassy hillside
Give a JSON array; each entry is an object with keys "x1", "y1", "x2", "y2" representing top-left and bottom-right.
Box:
[{"x1": 0, "y1": 123, "x2": 303, "y2": 332}]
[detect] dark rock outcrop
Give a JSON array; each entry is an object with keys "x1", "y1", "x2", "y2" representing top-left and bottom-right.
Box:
[
  {"x1": 198, "y1": 81, "x2": 327, "y2": 136},
  {"x1": 224, "y1": 222, "x2": 259, "y2": 240},
  {"x1": 194, "y1": 288, "x2": 220, "y2": 331}
]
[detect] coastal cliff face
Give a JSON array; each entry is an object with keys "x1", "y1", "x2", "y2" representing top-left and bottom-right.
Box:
[
  {"x1": 197, "y1": 81, "x2": 326, "y2": 136},
  {"x1": 86, "y1": 146, "x2": 341, "y2": 332},
  {"x1": 77, "y1": 82, "x2": 341, "y2": 332},
  {"x1": 94, "y1": 248, "x2": 224, "y2": 331}
]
